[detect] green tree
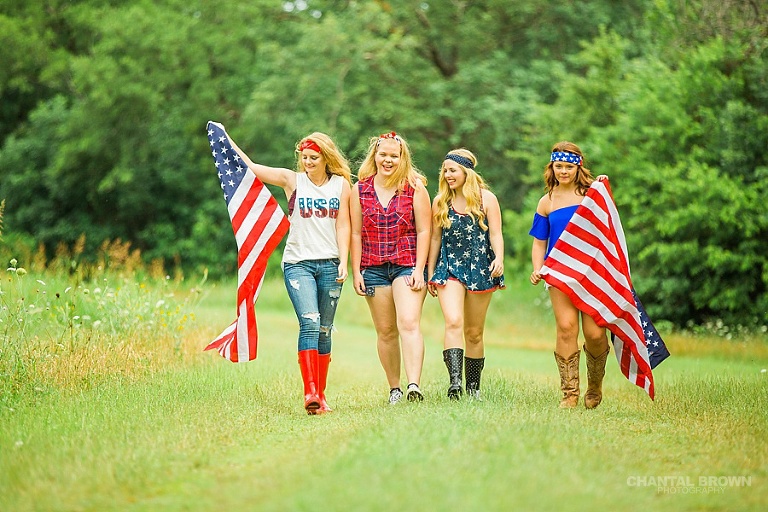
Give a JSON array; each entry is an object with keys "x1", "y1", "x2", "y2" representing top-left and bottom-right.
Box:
[{"x1": 511, "y1": 21, "x2": 768, "y2": 325}]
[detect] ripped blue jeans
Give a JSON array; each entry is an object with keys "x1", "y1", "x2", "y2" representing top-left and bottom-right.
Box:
[{"x1": 282, "y1": 259, "x2": 342, "y2": 354}]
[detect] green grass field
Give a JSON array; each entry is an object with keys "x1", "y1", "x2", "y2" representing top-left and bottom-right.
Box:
[{"x1": 1, "y1": 273, "x2": 767, "y2": 511}]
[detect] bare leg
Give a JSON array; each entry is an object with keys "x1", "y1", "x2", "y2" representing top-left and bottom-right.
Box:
[
  {"x1": 549, "y1": 287, "x2": 581, "y2": 407},
  {"x1": 365, "y1": 287, "x2": 401, "y2": 389},
  {"x1": 581, "y1": 312, "x2": 609, "y2": 356},
  {"x1": 392, "y1": 277, "x2": 427, "y2": 387},
  {"x1": 463, "y1": 291, "x2": 493, "y2": 358},
  {"x1": 549, "y1": 287, "x2": 580, "y2": 357},
  {"x1": 436, "y1": 280, "x2": 466, "y2": 350}
]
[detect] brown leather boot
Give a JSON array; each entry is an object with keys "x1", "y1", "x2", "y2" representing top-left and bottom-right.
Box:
[
  {"x1": 554, "y1": 350, "x2": 580, "y2": 408},
  {"x1": 584, "y1": 347, "x2": 609, "y2": 409}
]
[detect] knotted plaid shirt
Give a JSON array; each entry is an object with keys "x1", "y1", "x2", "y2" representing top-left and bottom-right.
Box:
[{"x1": 358, "y1": 176, "x2": 417, "y2": 268}]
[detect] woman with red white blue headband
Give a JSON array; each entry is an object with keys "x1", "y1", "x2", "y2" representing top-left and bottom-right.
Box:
[
  {"x1": 529, "y1": 141, "x2": 610, "y2": 409},
  {"x1": 427, "y1": 148, "x2": 505, "y2": 400},
  {"x1": 229, "y1": 132, "x2": 352, "y2": 415},
  {"x1": 350, "y1": 132, "x2": 431, "y2": 405}
]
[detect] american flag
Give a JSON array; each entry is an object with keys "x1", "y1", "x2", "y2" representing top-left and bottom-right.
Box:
[
  {"x1": 631, "y1": 289, "x2": 670, "y2": 369},
  {"x1": 203, "y1": 121, "x2": 290, "y2": 362},
  {"x1": 539, "y1": 176, "x2": 669, "y2": 399}
]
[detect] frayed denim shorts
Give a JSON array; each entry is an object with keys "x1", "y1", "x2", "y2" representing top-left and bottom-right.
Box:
[{"x1": 361, "y1": 263, "x2": 426, "y2": 297}]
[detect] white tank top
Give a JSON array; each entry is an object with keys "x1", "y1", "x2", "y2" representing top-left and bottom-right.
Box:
[{"x1": 282, "y1": 173, "x2": 344, "y2": 264}]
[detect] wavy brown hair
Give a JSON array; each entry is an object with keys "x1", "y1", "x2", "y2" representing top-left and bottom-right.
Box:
[{"x1": 543, "y1": 141, "x2": 594, "y2": 197}]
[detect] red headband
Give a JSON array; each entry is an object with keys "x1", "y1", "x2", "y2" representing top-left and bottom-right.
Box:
[
  {"x1": 299, "y1": 139, "x2": 322, "y2": 153},
  {"x1": 377, "y1": 131, "x2": 401, "y2": 146}
]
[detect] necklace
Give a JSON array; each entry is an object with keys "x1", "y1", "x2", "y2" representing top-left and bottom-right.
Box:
[{"x1": 308, "y1": 172, "x2": 329, "y2": 187}]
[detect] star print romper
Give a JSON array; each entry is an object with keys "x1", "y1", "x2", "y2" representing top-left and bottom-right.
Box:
[{"x1": 429, "y1": 205, "x2": 505, "y2": 293}]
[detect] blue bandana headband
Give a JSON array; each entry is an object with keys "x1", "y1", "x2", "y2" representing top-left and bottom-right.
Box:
[
  {"x1": 445, "y1": 153, "x2": 475, "y2": 170},
  {"x1": 551, "y1": 151, "x2": 583, "y2": 166}
]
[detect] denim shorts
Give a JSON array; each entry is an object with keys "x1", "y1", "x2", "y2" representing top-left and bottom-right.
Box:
[{"x1": 361, "y1": 263, "x2": 422, "y2": 296}]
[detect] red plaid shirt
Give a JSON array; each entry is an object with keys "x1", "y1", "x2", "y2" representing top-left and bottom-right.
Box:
[{"x1": 358, "y1": 176, "x2": 417, "y2": 267}]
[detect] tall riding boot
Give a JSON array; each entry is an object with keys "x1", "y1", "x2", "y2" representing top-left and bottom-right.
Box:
[
  {"x1": 298, "y1": 349, "x2": 321, "y2": 415},
  {"x1": 584, "y1": 347, "x2": 609, "y2": 409},
  {"x1": 442, "y1": 348, "x2": 464, "y2": 400},
  {"x1": 465, "y1": 356, "x2": 485, "y2": 400},
  {"x1": 317, "y1": 352, "x2": 333, "y2": 414},
  {"x1": 554, "y1": 350, "x2": 580, "y2": 408}
]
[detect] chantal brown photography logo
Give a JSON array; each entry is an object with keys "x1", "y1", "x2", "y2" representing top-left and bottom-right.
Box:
[{"x1": 627, "y1": 475, "x2": 753, "y2": 494}]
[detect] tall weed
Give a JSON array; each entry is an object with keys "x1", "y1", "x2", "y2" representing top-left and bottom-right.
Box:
[{"x1": 0, "y1": 240, "x2": 206, "y2": 406}]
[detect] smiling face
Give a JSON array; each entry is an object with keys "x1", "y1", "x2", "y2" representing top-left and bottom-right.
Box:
[
  {"x1": 442, "y1": 160, "x2": 466, "y2": 190},
  {"x1": 301, "y1": 149, "x2": 326, "y2": 174},
  {"x1": 553, "y1": 160, "x2": 578, "y2": 185},
  {"x1": 374, "y1": 139, "x2": 401, "y2": 179}
]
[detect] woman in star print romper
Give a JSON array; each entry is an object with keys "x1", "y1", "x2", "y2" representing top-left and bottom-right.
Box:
[{"x1": 427, "y1": 149, "x2": 505, "y2": 400}]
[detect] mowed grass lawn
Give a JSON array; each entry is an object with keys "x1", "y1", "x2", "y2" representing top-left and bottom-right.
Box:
[{"x1": 1, "y1": 274, "x2": 767, "y2": 511}]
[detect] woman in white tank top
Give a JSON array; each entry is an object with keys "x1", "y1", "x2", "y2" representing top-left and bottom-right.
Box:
[{"x1": 228, "y1": 132, "x2": 352, "y2": 415}]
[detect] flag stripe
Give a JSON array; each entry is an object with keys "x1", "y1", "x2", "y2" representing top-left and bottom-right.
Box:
[
  {"x1": 548, "y1": 247, "x2": 641, "y2": 337},
  {"x1": 203, "y1": 121, "x2": 290, "y2": 363},
  {"x1": 237, "y1": 205, "x2": 283, "y2": 304},
  {"x1": 238, "y1": 197, "x2": 282, "y2": 268},
  {"x1": 540, "y1": 177, "x2": 656, "y2": 399},
  {"x1": 551, "y1": 236, "x2": 634, "y2": 306},
  {"x1": 237, "y1": 209, "x2": 286, "y2": 306}
]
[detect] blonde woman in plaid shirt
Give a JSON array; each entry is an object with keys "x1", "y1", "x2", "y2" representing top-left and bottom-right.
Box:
[{"x1": 351, "y1": 132, "x2": 431, "y2": 404}]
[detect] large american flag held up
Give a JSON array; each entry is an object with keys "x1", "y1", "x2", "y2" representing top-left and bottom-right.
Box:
[
  {"x1": 539, "y1": 176, "x2": 669, "y2": 399},
  {"x1": 204, "y1": 121, "x2": 290, "y2": 362}
]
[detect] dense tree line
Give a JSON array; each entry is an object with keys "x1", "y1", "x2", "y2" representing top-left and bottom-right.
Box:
[{"x1": 0, "y1": 0, "x2": 766, "y2": 326}]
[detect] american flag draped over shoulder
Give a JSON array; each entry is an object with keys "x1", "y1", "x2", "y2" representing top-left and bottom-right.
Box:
[
  {"x1": 539, "y1": 176, "x2": 669, "y2": 399},
  {"x1": 203, "y1": 121, "x2": 290, "y2": 362}
]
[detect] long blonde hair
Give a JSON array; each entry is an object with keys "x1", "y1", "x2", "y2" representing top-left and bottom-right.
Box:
[
  {"x1": 433, "y1": 148, "x2": 489, "y2": 230},
  {"x1": 543, "y1": 141, "x2": 593, "y2": 197},
  {"x1": 296, "y1": 132, "x2": 352, "y2": 185},
  {"x1": 357, "y1": 132, "x2": 427, "y2": 190}
]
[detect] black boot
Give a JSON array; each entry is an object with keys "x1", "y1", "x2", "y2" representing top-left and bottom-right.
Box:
[
  {"x1": 442, "y1": 348, "x2": 464, "y2": 400},
  {"x1": 465, "y1": 356, "x2": 485, "y2": 400}
]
